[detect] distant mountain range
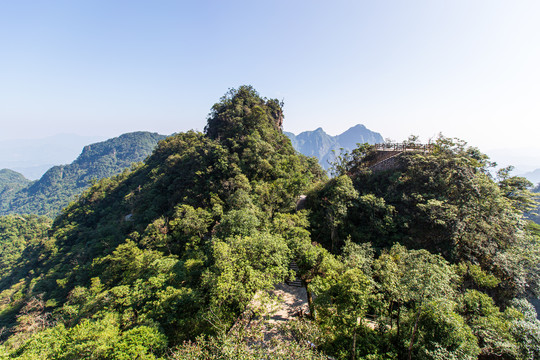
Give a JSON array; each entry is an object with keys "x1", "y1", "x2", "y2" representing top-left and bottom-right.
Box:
[
  {"x1": 520, "y1": 169, "x2": 540, "y2": 186},
  {"x1": 285, "y1": 124, "x2": 384, "y2": 169},
  {"x1": 0, "y1": 124, "x2": 382, "y2": 217},
  {"x1": 0, "y1": 169, "x2": 31, "y2": 200},
  {"x1": 0, "y1": 132, "x2": 165, "y2": 217},
  {"x1": 529, "y1": 184, "x2": 540, "y2": 225},
  {"x1": 0, "y1": 134, "x2": 106, "y2": 180}
]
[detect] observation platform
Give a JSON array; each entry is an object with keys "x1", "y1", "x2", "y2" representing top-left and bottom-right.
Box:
[{"x1": 368, "y1": 143, "x2": 433, "y2": 172}]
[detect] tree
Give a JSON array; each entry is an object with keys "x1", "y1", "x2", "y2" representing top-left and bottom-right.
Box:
[
  {"x1": 415, "y1": 299, "x2": 479, "y2": 360},
  {"x1": 202, "y1": 233, "x2": 291, "y2": 327},
  {"x1": 312, "y1": 266, "x2": 373, "y2": 360},
  {"x1": 497, "y1": 166, "x2": 537, "y2": 213},
  {"x1": 458, "y1": 290, "x2": 520, "y2": 358},
  {"x1": 205, "y1": 86, "x2": 283, "y2": 143},
  {"x1": 373, "y1": 244, "x2": 459, "y2": 359},
  {"x1": 307, "y1": 175, "x2": 358, "y2": 252}
]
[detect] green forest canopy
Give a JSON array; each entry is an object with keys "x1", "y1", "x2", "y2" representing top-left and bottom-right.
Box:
[{"x1": 0, "y1": 86, "x2": 539, "y2": 360}]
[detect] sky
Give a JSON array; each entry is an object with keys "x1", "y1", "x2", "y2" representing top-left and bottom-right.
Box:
[{"x1": 1, "y1": 1, "x2": 539, "y2": 171}]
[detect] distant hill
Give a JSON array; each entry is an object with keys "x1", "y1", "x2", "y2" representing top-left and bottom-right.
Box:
[
  {"x1": 530, "y1": 184, "x2": 540, "y2": 224},
  {"x1": 521, "y1": 168, "x2": 540, "y2": 186},
  {"x1": 0, "y1": 132, "x2": 166, "y2": 217},
  {"x1": 285, "y1": 124, "x2": 384, "y2": 169},
  {"x1": 0, "y1": 134, "x2": 105, "y2": 180},
  {"x1": 0, "y1": 169, "x2": 32, "y2": 214},
  {"x1": 0, "y1": 169, "x2": 31, "y2": 192}
]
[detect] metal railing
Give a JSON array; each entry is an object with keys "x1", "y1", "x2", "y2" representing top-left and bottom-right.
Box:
[{"x1": 374, "y1": 143, "x2": 434, "y2": 152}]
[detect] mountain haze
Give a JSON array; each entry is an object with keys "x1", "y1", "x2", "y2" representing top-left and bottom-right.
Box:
[
  {"x1": 0, "y1": 132, "x2": 166, "y2": 217},
  {"x1": 0, "y1": 134, "x2": 105, "y2": 180},
  {"x1": 521, "y1": 168, "x2": 540, "y2": 186},
  {"x1": 285, "y1": 124, "x2": 384, "y2": 168}
]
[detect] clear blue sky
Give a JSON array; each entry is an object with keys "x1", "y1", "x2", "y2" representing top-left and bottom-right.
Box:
[{"x1": 1, "y1": 1, "x2": 539, "y2": 168}]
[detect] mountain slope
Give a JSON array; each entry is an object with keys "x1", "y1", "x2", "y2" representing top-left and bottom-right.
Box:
[
  {"x1": 0, "y1": 86, "x2": 324, "y2": 357},
  {"x1": 285, "y1": 124, "x2": 383, "y2": 169},
  {"x1": 530, "y1": 184, "x2": 540, "y2": 224},
  {"x1": 1, "y1": 87, "x2": 539, "y2": 359},
  {"x1": 0, "y1": 170, "x2": 32, "y2": 214},
  {"x1": 0, "y1": 132, "x2": 166, "y2": 217}
]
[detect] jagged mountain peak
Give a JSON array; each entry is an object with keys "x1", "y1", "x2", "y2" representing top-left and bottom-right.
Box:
[{"x1": 285, "y1": 124, "x2": 383, "y2": 169}]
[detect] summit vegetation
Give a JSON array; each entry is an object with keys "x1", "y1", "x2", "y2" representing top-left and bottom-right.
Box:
[{"x1": 0, "y1": 86, "x2": 539, "y2": 360}]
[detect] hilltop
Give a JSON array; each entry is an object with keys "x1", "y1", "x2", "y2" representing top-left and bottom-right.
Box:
[
  {"x1": 0, "y1": 169, "x2": 31, "y2": 199},
  {"x1": 0, "y1": 86, "x2": 326, "y2": 358}
]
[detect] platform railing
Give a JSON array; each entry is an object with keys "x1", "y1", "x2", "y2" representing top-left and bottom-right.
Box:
[{"x1": 374, "y1": 143, "x2": 434, "y2": 152}]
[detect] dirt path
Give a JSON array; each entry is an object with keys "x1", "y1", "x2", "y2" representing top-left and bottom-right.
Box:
[
  {"x1": 230, "y1": 282, "x2": 310, "y2": 345},
  {"x1": 268, "y1": 283, "x2": 309, "y2": 323}
]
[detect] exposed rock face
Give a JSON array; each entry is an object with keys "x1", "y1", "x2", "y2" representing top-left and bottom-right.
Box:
[{"x1": 285, "y1": 124, "x2": 384, "y2": 169}]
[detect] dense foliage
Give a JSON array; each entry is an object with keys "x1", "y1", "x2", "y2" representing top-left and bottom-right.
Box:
[
  {"x1": 0, "y1": 215, "x2": 52, "y2": 337},
  {"x1": 0, "y1": 215, "x2": 51, "y2": 281},
  {"x1": 0, "y1": 171, "x2": 31, "y2": 214},
  {"x1": 0, "y1": 132, "x2": 165, "y2": 217},
  {"x1": 0, "y1": 86, "x2": 326, "y2": 358},
  {"x1": 0, "y1": 87, "x2": 538, "y2": 359},
  {"x1": 302, "y1": 139, "x2": 540, "y2": 359}
]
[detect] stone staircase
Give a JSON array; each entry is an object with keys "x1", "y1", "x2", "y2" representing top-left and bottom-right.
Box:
[{"x1": 286, "y1": 261, "x2": 303, "y2": 287}]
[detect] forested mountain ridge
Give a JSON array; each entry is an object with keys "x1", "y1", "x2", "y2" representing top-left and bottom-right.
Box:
[
  {"x1": 0, "y1": 86, "x2": 326, "y2": 358},
  {"x1": 285, "y1": 124, "x2": 384, "y2": 169},
  {"x1": 0, "y1": 170, "x2": 30, "y2": 191},
  {"x1": 0, "y1": 170, "x2": 31, "y2": 210},
  {"x1": 0, "y1": 131, "x2": 166, "y2": 217},
  {"x1": 0, "y1": 87, "x2": 539, "y2": 359}
]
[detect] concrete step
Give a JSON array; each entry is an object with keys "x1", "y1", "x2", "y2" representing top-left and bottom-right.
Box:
[
  {"x1": 287, "y1": 279, "x2": 303, "y2": 287},
  {"x1": 287, "y1": 261, "x2": 303, "y2": 287}
]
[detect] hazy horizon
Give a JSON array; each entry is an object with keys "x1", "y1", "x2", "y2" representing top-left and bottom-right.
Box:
[
  {"x1": 2, "y1": 126, "x2": 539, "y2": 182},
  {"x1": 1, "y1": 1, "x2": 539, "y2": 174}
]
